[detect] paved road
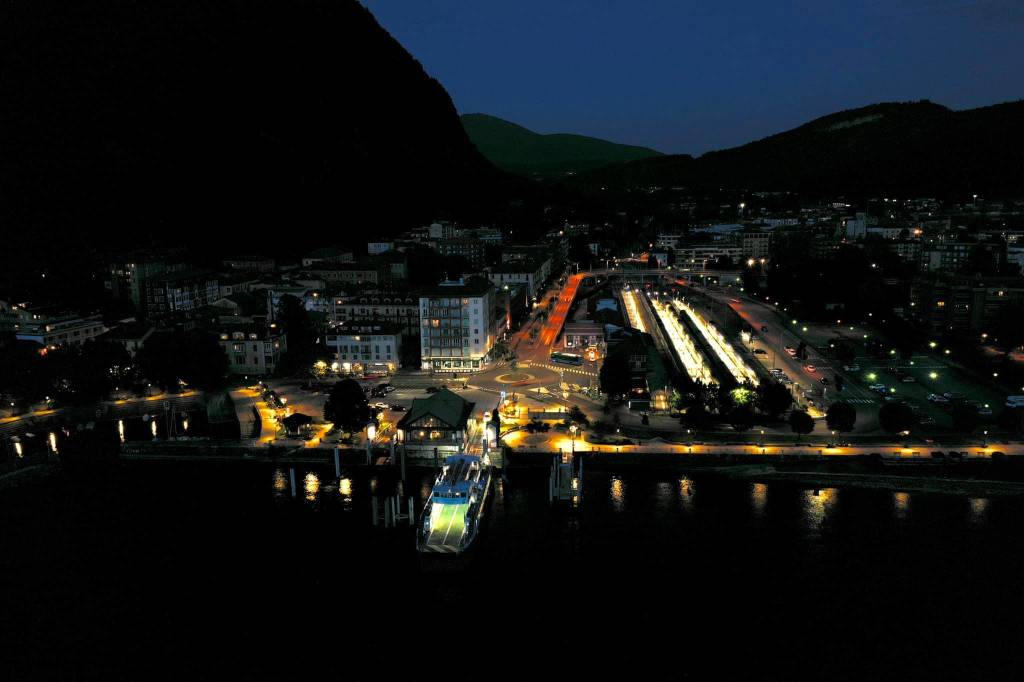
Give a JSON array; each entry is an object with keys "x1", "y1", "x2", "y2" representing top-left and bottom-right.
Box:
[{"x1": 703, "y1": 288, "x2": 1012, "y2": 436}]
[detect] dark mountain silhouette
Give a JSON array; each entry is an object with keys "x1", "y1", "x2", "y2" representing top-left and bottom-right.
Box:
[
  {"x1": 0, "y1": 0, "x2": 507, "y2": 281},
  {"x1": 462, "y1": 113, "x2": 662, "y2": 177},
  {"x1": 567, "y1": 100, "x2": 1024, "y2": 197}
]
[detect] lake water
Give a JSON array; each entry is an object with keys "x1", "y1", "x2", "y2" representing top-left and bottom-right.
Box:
[{"x1": 3, "y1": 460, "x2": 1023, "y2": 680}]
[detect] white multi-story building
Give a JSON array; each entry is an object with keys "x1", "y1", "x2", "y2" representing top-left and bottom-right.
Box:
[
  {"x1": 325, "y1": 321, "x2": 402, "y2": 376},
  {"x1": 656, "y1": 234, "x2": 685, "y2": 249},
  {"x1": 367, "y1": 241, "x2": 394, "y2": 255},
  {"x1": 426, "y1": 221, "x2": 459, "y2": 240},
  {"x1": 419, "y1": 278, "x2": 495, "y2": 373},
  {"x1": 742, "y1": 230, "x2": 771, "y2": 262},
  {"x1": 674, "y1": 245, "x2": 742, "y2": 268},
  {"x1": 14, "y1": 312, "x2": 107, "y2": 349},
  {"x1": 216, "y1": 325, "x2": 287, "y2": 376},
  {"x1": 486, "y1": 257, "x2": 549, "y2": 298},
  {"x1": 331, "y1": 289, "x2": 420, "y2": 336}
]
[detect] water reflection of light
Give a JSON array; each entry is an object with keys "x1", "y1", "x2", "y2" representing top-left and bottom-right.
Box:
[
  {"x1": 893, "y1": 491, "x2": 910, "y2": 519},
  {"x1": 14, "y1": 440, "x2": 23, "y2": 457},
  {"x1": 150, "y1": 419, "x2": 158, "y2": 438},
  {"x1": 803, "y1": 488, "x2": 838, "y2": 527},
  {"x1": 182, "y1": 417, "x2": 189, "y2": 432},
  {"x1": 272, "y1": 469, "x2": 288, "y2": 492},
  {"x1": 339, "y1": 477, "x2": 352, "y2": 497},
  {"x1": 610, "y1": 477, "x2": 625, "y2": 511},
  {"x1": 969, "y1": 497, "x2": 989, "y2": 524},
  {"x1": 48, "y1": 431, "x2": 58, "y2": 455},
  {"x1": 678, "y1": 476, "x2": 695, "y2": 512},
  {"x1": 751, "y1": 483, "x2": 767, "y2": 516},
  {"x1": 304, "y1": 472, "x2": 320, "y2": 501},
  {"x1": 118, "y1": 419, "x2": 125, "y2": 443}
]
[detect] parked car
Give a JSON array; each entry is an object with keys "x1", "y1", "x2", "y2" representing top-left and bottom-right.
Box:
[
  {"x1": 804, "y1": 364, "x2": 816, "y2": 372},
  {"x1": 389, "y1": 404, "x2": 407, "y2": 412},
  {"x1": 927, "y1": 393, "x2": 950, "y2": 403},
  {"x1": 378, "y1": 383, "x2": 395, "y2": 394},
  {"x1": 753, "y1": 348, "x2": 767, "y2": 355},
  {"x1": 843, "y1": 364, "x2": 860, "y2": 372},
  {"x1": 785, "y1": 347, "x2": 797, "y2": 356},
  {"x1": 869, "y1": 384, "x2": 887, "y2": 393}
]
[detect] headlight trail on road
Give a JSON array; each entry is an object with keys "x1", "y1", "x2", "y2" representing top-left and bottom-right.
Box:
[
  {"x1": 672, "y1": 299, "x2": 759, "y2": 385},
  {"x1": 651, "y1": 299, "x2": 716, "y2": 384}
]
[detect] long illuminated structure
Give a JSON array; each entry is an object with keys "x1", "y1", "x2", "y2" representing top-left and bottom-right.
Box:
[
  {"x1": 621, "y1": 289, "x2": 648, "y2": 333},
  {"x1": 650, "y1": 298, "x2": 716, "y2": 384},
  {"x1": 672, "y1": 299, "x2": 759, "y2": 386}
]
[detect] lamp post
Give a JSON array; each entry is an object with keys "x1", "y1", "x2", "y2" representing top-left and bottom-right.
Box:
[{"x1": 570, "y1": 423, "x2": 577, "y2": 453}]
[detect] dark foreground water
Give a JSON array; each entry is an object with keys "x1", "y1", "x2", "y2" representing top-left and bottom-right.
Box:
[{"x1": 3, "y1": 461, "x2": 1024, "y2": 680}]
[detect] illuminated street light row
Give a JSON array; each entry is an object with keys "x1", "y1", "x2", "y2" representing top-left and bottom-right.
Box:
[
  {"x1": 651, "y1": 299, "x2": 716, "y2": 384},
  {"x1": 672, "y1": 299, "x2": 759, "y2": 385}
]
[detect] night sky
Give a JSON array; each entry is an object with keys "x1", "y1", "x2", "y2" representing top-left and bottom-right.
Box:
[{"x1": 362, "y1": 0, "x2": 1024, "y2": 154}]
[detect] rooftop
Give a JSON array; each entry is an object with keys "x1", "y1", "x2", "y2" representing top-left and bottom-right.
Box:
[
  {"x1": 397, "y1": 387, "x2": 475, "y2": 431},
  {"x1": 419, "y1": 277, "x2": 494, "y2": 298}
]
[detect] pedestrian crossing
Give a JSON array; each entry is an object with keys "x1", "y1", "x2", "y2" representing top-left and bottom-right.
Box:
[{"x1": 842, "y1": 397, "x2": 878, "y2": 405}]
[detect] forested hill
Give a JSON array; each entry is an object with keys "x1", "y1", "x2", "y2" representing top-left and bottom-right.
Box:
[
  {"x1": 462, "y1": 113, "x2": 663, "y2": 177},
  {"x1": 566, "y1": 100, "x2": 1024, "y2": 197}
]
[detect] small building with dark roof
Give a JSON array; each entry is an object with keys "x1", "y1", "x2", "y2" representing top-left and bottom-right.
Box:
[{"x1": 396, "y1": 387, "x2": 475, "y2": 457}]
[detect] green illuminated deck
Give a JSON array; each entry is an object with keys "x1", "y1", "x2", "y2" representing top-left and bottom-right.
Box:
[{"x1": 425, "y1": 502, "x2": 468, "y2": 547}]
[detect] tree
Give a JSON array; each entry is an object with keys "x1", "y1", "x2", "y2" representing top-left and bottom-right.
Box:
[
  {"x1": 599, "y1": 351, "x2": 632, "y2": 400},
  {"x1": 756, "y1": 381, "x2": 793, "y2": 418},
  {"x1": 323, "y1": 378, "x2": 370, "y2": 435},
  {"x1": 275, "y1": 294, "x2": 322, "y2": 376},
  {"x1": 788, "y1": 410, "x2": 814, "y2": 440},
  {"x1": 567, "y1": 404, "x2": 589, "y2": 427},
  {"x1": 681, "y1": 403, "x2": 711, "y2": 432},
  {"x1": 879, "y1": 402, "x2": 916, "y2": 436},
  {"x1": 137, "y1": 331, "x2": 227, "y2": 391},
  {"x1": 950, "y1": 403, "x2": 980, "y2": 435},
  {"x1": 825, "y1": 401, "x2": 857, "y2": 433},
  {"x1": 728, "y1": 404, "x2": 755, "y2": 432},
  {"x1": 833, "y1": 342, "x2": 856, "y2": 365}
]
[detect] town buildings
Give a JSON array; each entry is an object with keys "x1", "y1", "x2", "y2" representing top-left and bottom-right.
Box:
[
  {"x1": 909, "y1": 275, "x2": 1024, "y2": 334},
  {"x1": 143, "y1": 269, "x2": 220, "y2": 319},
  {"x1": 324, "y1": 321, "x2": 402, "y2": 375},
  {"x1": 418, "y1": 278, "x2": 496, "y2": 373},
  {"x1": 331, "y1": 289, "x2": 420, "y2": 336},
  {"x1": 216, "y1": 324, "x2": 287, "y2": 376}
]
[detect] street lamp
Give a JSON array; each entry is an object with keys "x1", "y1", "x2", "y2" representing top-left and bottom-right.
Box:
[{"x1": 569, "y1": 423, "x2": 577, "y2": 453}]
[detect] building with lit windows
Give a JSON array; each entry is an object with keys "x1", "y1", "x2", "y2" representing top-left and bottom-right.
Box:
[
  {"x1": 395, "y1": 387, "x2": 475, "y2": 457},
  {"x1": 909, "y1": 275, "x2": 1024, "y2": 334},
  {"x1": 418, "y1": 278, "x2": 495, "y2": 373},
  {"x1": 331, "y1": 289, "x2": 420, "y2": 336},
  {"x1": 215, "y1": 324, "x2": 286, "y2": 376},
  {"x1": 324, "y1": 321, "x2": 402, "y2": 376}
]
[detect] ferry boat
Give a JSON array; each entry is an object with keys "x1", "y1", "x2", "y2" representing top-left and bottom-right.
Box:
[{"x1": 417, "y1": 453, "x2": 492, "y2": 556}]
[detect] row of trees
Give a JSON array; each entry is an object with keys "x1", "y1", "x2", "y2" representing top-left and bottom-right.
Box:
[{"x1": 0, "y1": 329, "x2": 233, "y2": 411}]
